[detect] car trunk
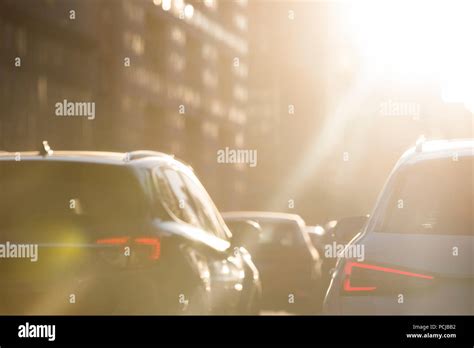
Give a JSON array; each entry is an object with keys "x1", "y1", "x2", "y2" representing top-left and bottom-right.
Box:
[
  {"x1": 360, "y1": 232, "x2": 473, "y2": 314},
  {"x1": 0, "y1": 161, "x2": 150, "y2": 314}
]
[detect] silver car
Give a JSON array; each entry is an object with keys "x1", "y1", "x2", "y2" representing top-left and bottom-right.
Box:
[{"x1": 324, "y1": 139, "x2": 473, "y2": 315}]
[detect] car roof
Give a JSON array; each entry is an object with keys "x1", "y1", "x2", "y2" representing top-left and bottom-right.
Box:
[
  {"x1": 0, "y1": 150, "x2": 190, "y2": 171},
  {"x1": 221, "y1": 211, "x2": 305, "y2": 224},
  {"x1": 398, "y1": 138, "x2": 474, "y2": 166}
]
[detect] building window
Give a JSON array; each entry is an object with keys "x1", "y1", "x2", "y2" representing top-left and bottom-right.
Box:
[
  {"x1": 235, "y1": 132, "x2": 244, "y2": 147},
  {"x1": 203, "y1": 0, "x2": 217, "y2": 11},
  {"x1": 233, "y1": 14, "x2": 247, "y2": 32},
  {"x1": 37, "y1": 76, "x2": 48, "y2": 107},
  {"x1": 202, "y1": 68, "x2": 218, "y2": 88},
  {"x1": 229, "y1": 106, "x2": 246, "y2": 124},
  {"x1": 233, "y1": 84, "x2": 248, "y2": 103},
  {"x1": 169, "y1": 52, "x2": 186, "y2": 72},
  {"x1": 170, "y1": 26, "x2": 186, "y2": 46},
  {"x1": 210, "y1": 99, "x2": 224, "y2": 118},
  {"x1": 124, "y1": 31, "x2": 145, "y2": 56},
  {"x1": 202, "y1": 43, "x2": 218, "y2": 62},
  {"x1": 15, "y1": 27, "x2": 27, "y2": 56},
  {"x1": 233, "y1": 61, "x2": 248, "y2": 79},
  {"x1": 202, "y1": 121, "x2": 219, "y2": 139},
  {"x1": 235, "y1": 0, "x2": 248, "y2": 7},
  {"x1": 123, "y1": 1, "x2": 145, "y2": 23}
]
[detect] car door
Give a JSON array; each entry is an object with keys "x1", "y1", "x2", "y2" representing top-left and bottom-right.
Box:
[{"x1": 178, "y1": 169, "x2": 245, "y2": 313}]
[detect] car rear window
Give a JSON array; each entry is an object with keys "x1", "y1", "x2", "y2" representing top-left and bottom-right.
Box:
[
  {"x1": 0, "y1": 161, "x2": 149, "y2": 240},
  {"x1": 376, "y1": 157, "x2": 473, "y2": 235}
]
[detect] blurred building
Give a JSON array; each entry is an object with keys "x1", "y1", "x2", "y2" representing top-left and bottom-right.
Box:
[
  {"x1": 246, "y1": 1, "x2": 336, "y2": 215},
  {"x1": 0, "y1": 0, "x2": 250, "y2": 208},
  {"x1": 0, "y1": 0, "x2": 100, "y2": 150}
]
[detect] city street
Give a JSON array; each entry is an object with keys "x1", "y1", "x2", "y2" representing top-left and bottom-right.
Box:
[{"x1": 0, "y1": 0, "x2": 472, "y2": 321}]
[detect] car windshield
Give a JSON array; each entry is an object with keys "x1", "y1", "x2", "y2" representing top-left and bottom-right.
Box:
[
  {"x1": 252, "y1": 219, "x2": 304, "y2": 246},
  {"x1": 376, "y1": 157, "x2": 473, "y2": 235},
  {"x1": 0, "y1": 161, "x2": 149, "y2": 239}
]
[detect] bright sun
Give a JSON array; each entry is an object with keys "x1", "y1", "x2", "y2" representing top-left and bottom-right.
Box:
[{"x1": 341, "y1": 0, "x2": 474, "y2": 112}]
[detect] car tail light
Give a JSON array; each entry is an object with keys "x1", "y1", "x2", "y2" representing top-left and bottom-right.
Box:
[
  {"x1": 343, "y1": 261, "x2": 434, "y2": 294},
  {"x1": 95, "y1": 236, "x2": 161, "y2": 267},
  {"x1": 134, "y1": 237, "x2": 161, "y2": 260},
  {"x1": 96, "y1": 237, "x2": 129, "y2": 246}
]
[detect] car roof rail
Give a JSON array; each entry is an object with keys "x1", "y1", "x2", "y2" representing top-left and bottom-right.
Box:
[
  {"x1": 123, "y1": 151, "x2": 194, "y2": 171},
  {"x1": 415, "y1": 135, "x2": 426, "y2": 153},
  {"x1": 125, "y1": 150, "x2": 174, "y2": 161},
  {"x1": 173, "y1": 156, "x2": 194, "y2": 171}
]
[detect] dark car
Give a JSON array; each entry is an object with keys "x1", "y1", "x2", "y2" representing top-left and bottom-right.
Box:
[
  {"x1": 0, "y1": 145, "x2": 261, "y2": 315},
  {"x1": 222, "y1": 211, "x2": 323, "y2": 313}
]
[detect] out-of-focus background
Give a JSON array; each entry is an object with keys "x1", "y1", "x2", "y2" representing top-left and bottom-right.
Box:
[{"x1": 0, "y1": 0, "x2": 472, "y2": 225}]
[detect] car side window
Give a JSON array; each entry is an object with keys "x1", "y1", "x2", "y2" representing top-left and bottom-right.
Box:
[
  {"x1": 154, "y1": 167, "x2": 200, "y2": 228},
  {"x1": 180, "y1": 171, "x2": 229, "y2": 241}
]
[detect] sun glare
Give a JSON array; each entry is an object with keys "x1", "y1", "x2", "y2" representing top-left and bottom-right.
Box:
[{"x1": 341, "y1": 0, "x2": 474, "y2": 112}]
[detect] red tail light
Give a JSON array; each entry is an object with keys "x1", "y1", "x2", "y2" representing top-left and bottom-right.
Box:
[
  {"x1": 95, "y1": 236, "x2": 161, "y2": 265},
  {"x1": 96, "y1": 237, "x2": 129, "y2": 245},
  {"x1": 134, "y1": 237, "x2": 161, "y2": 260},
  {"x1": 343, "y1": 261, "x2": 434, "y2": 293}
]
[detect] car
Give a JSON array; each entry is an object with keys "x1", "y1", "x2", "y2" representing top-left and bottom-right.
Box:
[
  {"x1": 0, "y1": 143, "x2": 261, "y2": 315},
  {"x1": 324, "y1": 138, "x2": 474, "y2": 315},
  {"x1": 222, "y1": 211, "x2": 324, "y2": 313}
]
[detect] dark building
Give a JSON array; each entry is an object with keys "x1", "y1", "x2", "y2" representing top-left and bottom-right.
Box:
[{"x1": 0, "y1": 0, "x2": 99, "y2": 150}]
